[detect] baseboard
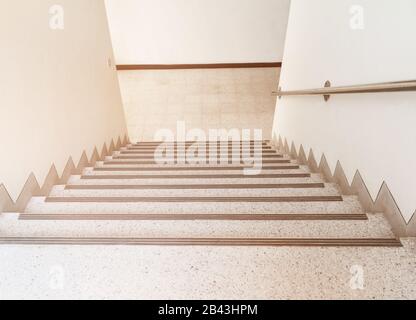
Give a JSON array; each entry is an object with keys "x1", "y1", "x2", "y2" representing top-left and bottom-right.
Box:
[
  {"x1": 0, "y1": 134, "x2": 130, "y2": 214},
  {"x1": 272, "y1": 134, "x2": 416, "y2": 237}
]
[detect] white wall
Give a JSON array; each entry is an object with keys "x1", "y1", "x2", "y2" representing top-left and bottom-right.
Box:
[
  {"x1": 273, "y1": 0, "x2": 416, "y2": 221},
  {"x1": 105, "y1": 0, "x2": 290, "y2": 64},
  {"x1": 0, "y1": 0, "x2": 127, "y2": 200}
]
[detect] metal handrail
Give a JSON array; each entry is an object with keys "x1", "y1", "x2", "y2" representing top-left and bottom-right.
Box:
[{"x1": 273, "y1": 80, "x2": 416, "y2": 101}]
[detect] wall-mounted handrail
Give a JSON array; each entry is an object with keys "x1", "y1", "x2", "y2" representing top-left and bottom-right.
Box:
[{"x1": 273, "y1": 80, "x2": 416, "y2": 101}]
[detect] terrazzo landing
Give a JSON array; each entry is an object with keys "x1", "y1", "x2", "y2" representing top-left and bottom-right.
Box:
[{"x1": 1, "y1": 239, "x2": 416, "y2": 300}]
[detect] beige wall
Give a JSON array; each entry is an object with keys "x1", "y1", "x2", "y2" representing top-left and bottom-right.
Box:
[
  {"x1": 0, "y1": 0, "x2": 127, "y2": 201},
  {"x1": 118, "y1": 68, "x2": 280, "y2": 142},
  {"x1": 273, "y1": 0, "x2": 416, "y2": 221}
]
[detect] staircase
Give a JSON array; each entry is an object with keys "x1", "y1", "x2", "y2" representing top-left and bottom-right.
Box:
[{"x1": 0, "y1": 140, "x2": 401, "y2": 247}]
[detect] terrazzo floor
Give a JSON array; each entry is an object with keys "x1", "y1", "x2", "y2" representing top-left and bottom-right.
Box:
[{"x1": 1, "y1": 239, "x2": 416, "y2": 300}]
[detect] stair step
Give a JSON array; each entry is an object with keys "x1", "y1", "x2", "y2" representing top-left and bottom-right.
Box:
[
  {"x1": 93, "y1": 165, "x2": 300, "y2": 172},
  {"x1": 104, "y1": 159, "x2": 291, "y2": 165},
  {"x1": 113, "y1": 155, "x2": 285, "y2": 160},
  {"x1": 103, "y1": 159, "x2": 292, "y2": 167},
  {"x1": 0, "y1": 237, "x2": 401, "y2": 247},
  {"x1": 68, "y1": 175, "x2": 323, "y2": 186},
  {"x1": 44, "y1": 196, "x2": 344, "y2": 203},
  {"x1": 133, "y1": 141, "x2": 270, "y2": 146},
  {"x1": 65, "y1": 183, "x2": 326, "y2": 190},
  {"x1": 126, "y1": 146, "x2": 274, "y2": 151},
  {"x1": 117, "y1": 153, "x2": 283, "y2": 158},
  {"x1": 50, "y1": 190, "x2": 339, "y2": 201},
  {"x1": 51, "y1": 184, "x2": 338, "y2": 198},
  {"x1": 86, "y1": 168, "x2": 307, "y2": 177},
  {"x1": 123, "y1": 149, "x2": 279, "y2": 154},
  {"x1": 19, "y1": 213, "x2": 368, "y2": 221},
  {"x1": 25, "y1": 195, "x2": 363, "y2": 214},
  {"x1": 0, "y1": 213, "x2": 395, "y2": 240},
  {"x1": 81, "y1": 173, "x2": 312, "y2": 180}
]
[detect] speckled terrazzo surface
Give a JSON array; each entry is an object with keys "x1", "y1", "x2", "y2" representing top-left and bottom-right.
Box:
[
  {"x1": 48, "y1": 183, "x2": 341, "y2": 198},
  {"x1": 3, "y1": 142, "x2": 414, "y2": 300},
  {"x1": 1, "y1": 239, "x2": 416, "y2": 300}
]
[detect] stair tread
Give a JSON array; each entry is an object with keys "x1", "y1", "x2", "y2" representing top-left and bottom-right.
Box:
[
  {"x1": 92, "y1": 165, "x2": 301, "y2": 172},
  {"x1": 81, "y1": 170, "x2": 311, "y2": 180},
  {"x1": 26, "y1": 195, "x2": 363, "y2": 214},
  {"x1": 44, "y1": 196, "x2": 344, "y2": 203},
  {"x1": 104, "y1": 159, "x2": 291, "y2": 165},
  {"x1": 112, "y1": 155, "x2": 285, "y2": 160},
  {"x1": 103, "y1": 157, "x2": 295, "y2": 166},
  {"x1": 0, "y1": 212, "x2": 399, "y2": 243},
  {"x1": 50, "y1": 185, "x2": 339, "y2": 198},
  {"x1": 116, "y1": 153, "x2": 284, "y2": 159},
  {"x1": 68, "y1": 175, "x2": 324, "y2": 185},
  {"x1": 64, "y1": 183, "x2": 326, "y2": 190}
]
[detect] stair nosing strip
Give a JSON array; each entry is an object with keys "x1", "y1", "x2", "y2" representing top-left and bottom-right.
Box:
[
  {"x1": 123, "y1": 150, "x2": 277, "y2": 153},
  {"x1": 80, "y1": 173, "x2": 312, "y2": 180},
  {"x1": 64, "y1": 183, "x2": 326, "y2": 190},
  {"x1": 132, "y1": 142, "x2": 270, "y2": 145},
  {"x1": 19, "y1": 213, "x2": 368, "y2": 221},
  {"x1": 104, "y1": 160, "x2": 291, "y2": 165},
  {"x1": 44, "y1": 196, "x2": 344, "y2": 203},
  {"x1": 92, "y1": 166, "x2": 300, "y2": 172},
  {"x1": 118, "y1": 153, "x2": 283, "y2": 157},
  {"x1": 0, "y1": 237, "x2": 402, "y2": 247},
  {"x1": 125, "y1": 148, "x2": 274, "y2": 151}
]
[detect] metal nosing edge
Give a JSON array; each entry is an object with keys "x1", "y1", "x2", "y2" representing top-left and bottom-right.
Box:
[
  {"x1": 0, "y1": 237, "x2": 402, "y2": 247},
  {"x1": 64, "y1": 183, "x2": 326, "y2": 190},
  {"x1": 19, "y1": 213, "x2": 368, "y2": 221},
  {"x1": 80, "y1": 173, "x2": 312, "y2": 180},
  {"x1": 44, "y1": 196, "x2": 344, "y2": 203}
]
